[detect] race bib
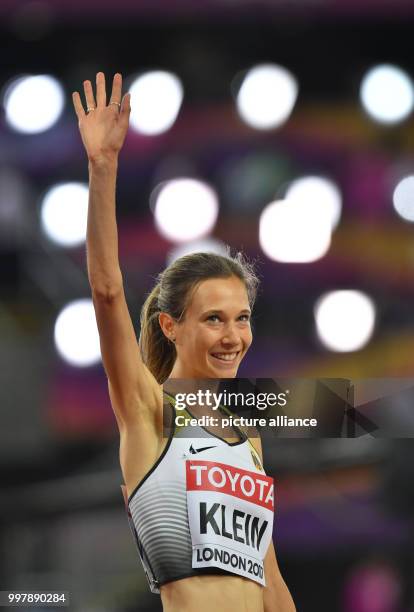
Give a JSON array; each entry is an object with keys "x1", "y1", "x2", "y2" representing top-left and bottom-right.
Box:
[{"x1": 186, "y1": 460, "x2": 274, "y2": 586}]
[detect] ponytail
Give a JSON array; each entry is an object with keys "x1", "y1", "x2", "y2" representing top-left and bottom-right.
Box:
[{"x1": 139, "y1": 283, "x2": 176, "y2": 384}]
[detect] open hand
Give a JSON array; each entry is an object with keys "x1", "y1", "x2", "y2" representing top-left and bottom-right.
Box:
[{"x1": 72, "y1": 72, "x2": 131, "y2": 163}]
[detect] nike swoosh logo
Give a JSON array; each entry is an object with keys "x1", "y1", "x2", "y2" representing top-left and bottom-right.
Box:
[{"x1": 189, "y1": 444, "x2": 217, "y2": 454}]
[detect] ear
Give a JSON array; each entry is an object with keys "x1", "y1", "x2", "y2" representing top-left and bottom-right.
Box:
[{"x1": 158, "y1": 312, "x2": 177, "y2": 342}]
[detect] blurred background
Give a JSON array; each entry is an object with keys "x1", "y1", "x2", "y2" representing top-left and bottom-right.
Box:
[{"x1": 1, "y1": 0, "x2": 414, "y2": 610}]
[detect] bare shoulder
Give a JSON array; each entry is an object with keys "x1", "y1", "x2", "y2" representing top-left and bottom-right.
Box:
[
  {"x1": 117, "y1": 384, "x2": 172, "y2": 498},
  {"x1": 246, "y1": 430, "x2": 264, "y2": 471},
  {"x1": 243, "y1": 426, "x2": 262, "y2": 455},
  {"x1": 108, "y1": 366, "x2": 163, "y2": 431}
]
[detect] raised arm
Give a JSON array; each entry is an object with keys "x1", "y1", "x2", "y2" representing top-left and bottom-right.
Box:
[
  {"x1": 72, "y1": 72, "x2": 129, "y2": 291},
  {"x1": 72, "y1": 73, "x2": 161, "y2": 429}
]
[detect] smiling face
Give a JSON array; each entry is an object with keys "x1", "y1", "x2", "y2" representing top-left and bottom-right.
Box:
[{"x1": 162, "y1": 276, "x2": 253, "y2": 379}]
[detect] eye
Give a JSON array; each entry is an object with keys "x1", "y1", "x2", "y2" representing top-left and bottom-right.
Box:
[
  {"x1": 207, "y1": 314, "x2": 221, "y2": 322},
  {"x1": 238, "y1": 314, "x2": 250, "y2": 322}
]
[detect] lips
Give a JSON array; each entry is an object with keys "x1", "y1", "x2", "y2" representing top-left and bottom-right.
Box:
[{"x1": 210, "y1": 351, "x2": 239, "y2": 363}]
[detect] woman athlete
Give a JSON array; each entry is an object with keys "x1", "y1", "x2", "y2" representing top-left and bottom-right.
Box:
[{"x1": 72, "y1": 72, "x2": 295, "y2": 612}]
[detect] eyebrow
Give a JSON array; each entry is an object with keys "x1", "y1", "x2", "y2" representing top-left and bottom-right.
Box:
[{"x1": 201, "y1": 308, "x2": 251, "y2": 317}]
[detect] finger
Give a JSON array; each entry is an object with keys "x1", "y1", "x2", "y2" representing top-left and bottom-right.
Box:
[
  {"x1": 96, "y1": 72, "x2": 106, "y2": 107},
  {"x1": 110, "y1": 73, "x2": 122, "y2": 106},
  {"x1": 120, "y1": 93, "x2": 131, "y2": 121},
  {"x1": 72, "y1": 91, "x2": 85, "y2": 119},
  {"x1": 83, "y1": 79, "x2": 96, "y2": 111}
]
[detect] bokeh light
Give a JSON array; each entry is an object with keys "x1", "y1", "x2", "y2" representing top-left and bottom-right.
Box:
[
  {"x1": 392, "y1": 175, "x2": 414, "y2": 222},
  {"x1": 360, "y1": 64, "x2": 414, "y2": 125},
  {"x1": 3, "y1": 74, "x2": 64, "y2": 133},
  {"x1": 54, "y1": 299, "x2": 101, "y2": 367},
  {"x1": 40, "y1": 182, "x2": 88, "y2": 247},
  {"x1": 153, "y1": 178, "x2": 219, "y2": 243},
  {"x1": 285, "y1": 175, "x2": 342, "y2": 230},
  {"x1": 259, "y1": 199, "x2": 331, "y2": 263},
  {"x1": 314, "y1": 290, "x2": 376, "y2": 352},
  {"x1": 129, "y1": 71, "x2": 183, "y2": 135},
  {"x1": 236, "y1": 63, "x2": 298, "y2": 130}
]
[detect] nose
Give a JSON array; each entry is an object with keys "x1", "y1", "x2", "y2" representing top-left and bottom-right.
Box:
[{"x1": 221, "y1": 322, "x2": 239, "y2": 346}]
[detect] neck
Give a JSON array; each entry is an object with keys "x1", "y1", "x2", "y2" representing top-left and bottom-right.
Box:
[
  {"x1": 164, "y1": 378, "x2": 221, "y2": 396},
  {"x1": 165, "y1": 360, "x2": 220, "y2": 395},
  {"x1": 168, "y1": 359, "x2": 188, "y2": 379}
]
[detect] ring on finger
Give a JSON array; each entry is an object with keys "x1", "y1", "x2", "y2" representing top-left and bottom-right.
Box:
[
  {"x1": 109, "y1": 101, "x2": 121, "y2": 109},
  {"x1": 87, "y1": 106, "x2": 96, "y2": 113}
]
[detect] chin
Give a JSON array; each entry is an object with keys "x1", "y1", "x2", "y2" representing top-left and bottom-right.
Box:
[
  {"x1": 202, "y1": 350, "x2": 248, "y2": 379},
  {"x1": 210, "y1": 363, "x2": 240, "y2": 379}
]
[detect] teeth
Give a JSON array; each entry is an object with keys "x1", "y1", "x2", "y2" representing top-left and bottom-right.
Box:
[{"x1": 212, "y1": 353, "x2": 237, "y2": 361}]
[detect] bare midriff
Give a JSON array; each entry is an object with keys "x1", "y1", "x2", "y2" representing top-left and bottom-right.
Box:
[{"x1": 160, "y1": 573, "x2": 264, "y2": 612}]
